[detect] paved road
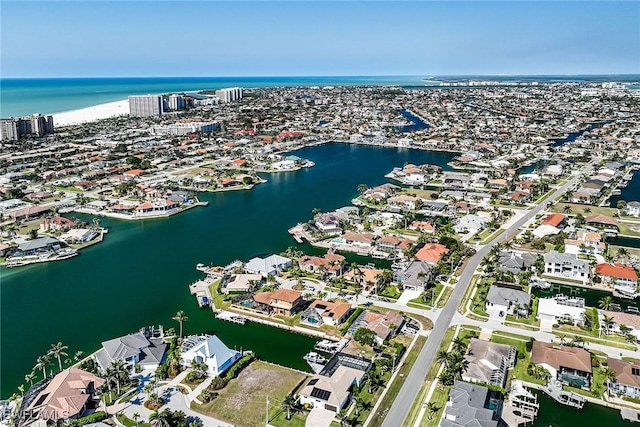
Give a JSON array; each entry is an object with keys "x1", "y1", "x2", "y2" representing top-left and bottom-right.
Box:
[{"x1": 380, "y1": 161, "x2": 595, "y2": 427}]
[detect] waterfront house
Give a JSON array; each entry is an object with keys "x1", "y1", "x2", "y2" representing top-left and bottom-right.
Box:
[
  {"x1": 625, "y1": 201, "x2": 640, "y2": 217},
  {"x1": 453, "y1": 214, "x2": 488, "y2": 235},
  {"x1": 376, "y1": 235, "x2": 412, "y2": 253},
  {"x1": 607, "y1": 357, "x2": 640, "y2": 399},
  {"x1": 301, "y1": 300, "x2": 353, "y2": 327},
  {"x1": 39, "y1": 216, "x2": 76, "y2": 233},
  {"x1": 485, "y1": 285, "x2": 531, "y2": 320},
  {"x1": 252, "y1": 288, "x2": 304, "y2": 317},
  {"x1": 297, "y1": 253, "x2": 345, "y2": 277},
  {"x1": 387, "y1": 195, "x2": 421, "y2": 211},
  {"x1": 299, "y1": 353, "x2": 370, "y2": 412},
  {"x1": 442, "y1": 172, "x2": 471, "y2": 189},
  {"x1": 26, "y1": 368, "x2": 104, "y2": 422},
  {"x1": 441, "y1": 381, "x2": 503, "y2": 427},
  {"x1": 315, "y1": 213, "x2": 342, "y2": 235},
  {"x1": 244, "y1": 254, "x2": 292, "y2": 276},
  {"x1": 463, "y1": 339, "x2": 516, "y2": 388},
  {"x1": 59, "y1": 228, "x2": 98, "y2": 244},
  {"x1": 223, "y1": 273, "x2": 262, "y2": 293},
  {"x1": 564, "y1": 230, "x2": 605, "y2": 256},
  {"x1": 395, "y1": 261, "x2": 432, "y2": 291},
  {"x1": 410, "y1": 221, "x2": 435, "y2": 234},
  {"x1": 531, "y1": 341, "x2": 592, "y2": 389},
  {"x1": 536, "y1": 294, "x2": 586, "y2": 330},
  {"x1": 585, "y1": 214, "x2": 619, "y2": 232},
  {"x1": 94, "y1": 332, "x2": 167, "y2": 372},
  {"x1": 347, "y1": 310, "x2": 404, "y2": 345},
  {"x1": 415, "y1": 243, "x2": 449, "y2": 265},
  {"x1": 342, "y1": 231, "x2": 375, "y2": 248},
  {"x1": 595, "y1": 263, "x2": 638, "y2": 289},
  {"x1": 497, "y1": 251, "x2": 538, "y2": 274},
  {"x1": 14, "y1": 236, "x2": 61, "y2": 257},
  {"x1": 543, "y1": 251, "x2": 590, "y2": 284},
  {"x1": 179, "y1": 335, "x2": 242, "y2": 377},
  {"x1": 599, "y1": 310, "x2": 640, "y2": 341}
]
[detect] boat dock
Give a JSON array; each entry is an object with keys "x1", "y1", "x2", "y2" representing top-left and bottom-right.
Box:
[
  {"x1": 188, "y1": 279, "x2": 215, "y2": 308},
  {"x1": 541, "y1": 383, "x2": 586, "y2": 409},
  {"x1": 314, "y1": 338, "x2": 349, "y2": 353},
  {"x1": 215, "y1": 311, "x2": 247, "y2": 325},
  {"x1": 621, "y1": 408, "x2": 640, "y2": 423}
]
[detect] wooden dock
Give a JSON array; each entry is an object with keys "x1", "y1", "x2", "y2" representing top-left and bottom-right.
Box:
[
  {"x1": 621, "y1": 408, "x2": 640, "y2": 423},
  {"x1": 215, "y1": 311, "x2": 247, "y2": 325}
]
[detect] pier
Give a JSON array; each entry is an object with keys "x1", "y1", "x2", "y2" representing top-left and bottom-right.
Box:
[
  {"x1": 621, "y1": 408, "x2": 640, "y2": 423},
  {"x1": 215, "y1": 311, "x2": 247, "y2": 325}
]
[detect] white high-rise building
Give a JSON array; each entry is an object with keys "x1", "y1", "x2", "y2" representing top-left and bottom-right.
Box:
[
  {"x1": 168, "y1": 94, "x2": 186, "y2": 111},
  {"x1": 0, "y1": 114, "x2": 54, "y2": 141},
  {"x1": 129, "y1": 95, "x2": 164, "y2": 117},
  {"x1": 215, "y1": 87, "x2": 243, "y2": 103}
]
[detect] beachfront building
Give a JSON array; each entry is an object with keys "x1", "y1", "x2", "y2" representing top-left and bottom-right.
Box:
[
  {"x1": 222, "y1": 273, "x2": 262, "y2": 294},
  {"x1": 463, "y1": 339, "x2": 516, "y2": 388},
  {"x1": 25, "y1": 368, "x2": 104, "y2": 422},
  {"x1": 215, "y1": 87, "x2": 243, "y2": 103},
  {"x1": 531, "y1": 341, "x2": 592, "y2": 389},
  {"x1": 625, "y1": 201, "x2": 640, "y2": 217},
  {"x1": 299, "y1": 353, "x2": 370, "y2": 412},
  {"x1": 168, "y1": 94, "x2": 185, "y2": 110},
  {"x1": 607, "y1": 357, "x2": 640, "y2": 399},
  {"x1": 543, "y1": 251, "x2": 590, "y2": 284},
  {"x1": 129, "y1": 95, "x2": 163, "y2": 117},
  {"x1": 180, "y1": 335, "x2": 242, "y2": 377},
  {"x1": 441, "y1": 381, "x2": 503, "y2": 427},
  {"x1": 94, "y1": 332, "x2": 167, "y2": 372},
  {"x1": 0, "y1": 114, "x2": 54, "y2": 141}
]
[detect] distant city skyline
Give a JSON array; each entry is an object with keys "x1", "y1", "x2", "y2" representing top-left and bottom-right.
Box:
[{"x1": 1, "y1": 1, "x2": 639, "y2": 77}]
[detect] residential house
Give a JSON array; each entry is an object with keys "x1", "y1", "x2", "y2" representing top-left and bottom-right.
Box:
[
  {"x1": 415, "y1": 243, "x2": 449, "y2": 265},
  {"x1": 26, "y1": 368, "x2": 105, "y2": 422},
  {"x1": 395, "y1": 261, "x2": 432, "y2": 291},
  {"x1": 543, "y1": 251, "x2": 590, "y2": 284},
  {"x1": 223, "y1": 273, "x2": 262, "y2": 293},
  {"x1": 485, "y1": 286, "x2": 531, "y2": 319},
  {"x1": 625, "y1": 201, "x2": 640, "y2": 217},
  {"x1": 497, "y1": 251, "x2": 538, "y2": 275},
  {"x1": 297, "y1": 253, "x2": 345, "y2": 277},
  {"x1": 301, "y1": 300, "x2": 353, "y2": 327},
  {"x1": 463, "y1": 339, "x2": 517, "y2": 388},
  {"x1": 599, "y1": 311, "x2": 640, "y2": 341},
  {"x1": 541, "y1": 213, "x2": 567, "y2": 229},
  {"x1": 94, "y1": 332, "x2": 167, "y2": 372},
  {"x1": 409, "y1": 221, "x2": 435, "y2": 234},
  {"x1": 440, "y1": 381, "x2": 503, "y2": 427},
  {"x1": 39, "y1": 216, "x2": 76, "y2": 233},
  {"x1": 531, "y1": 341, "x2": 592, "y2": 389},
  {"x1": 342, "y1": 231, "x2": 375, "y2": 248},
  {"x1": 537, "y1": 294, "x2": 586, "y2": 330},
  {"x1": 13, "y1": 237, "x2": 61, "y2": 257},
  {"x1": 179, "y1": 335, "x2": 242, "y2": 377},
  {"x1": 453, "y1": 214, "x2": 488, "y2": 235},
  {"x1": 564, "y1": 230, "x2": 605, "y2": 256},
  {"x1": 595, "y1": 263, "x2": 638, "y2": 290},
  {"x1": 315, "y1": 213, "x2": 342, "y2": 235},
  {"x1": 252, "y1": 288, "x2": 304, "y2": 317},
  {"x1": 299, "y1": 353, "x2": 370, "y2": 412},
  {"x1": 244, "y1": 254, "x2": 292, "y2": 276},
  {"x1": 607, "y1": 357, "x2": 640, "y2": 399},
  {"x1": 387, "y1": 195, "x2": 421, "y2": 211},
  {"x1": 585, "y1": 214, "x2": 619, "y2": 232},
  {"x1": 376, "y1": 235, "x2": 412, "y2": 253},
  {"x1": 59, "y1": 228, "x2": 98, "y2": 244},
  {"x1": 347, "y1": 310, "x2": 404, "y2": 345}
]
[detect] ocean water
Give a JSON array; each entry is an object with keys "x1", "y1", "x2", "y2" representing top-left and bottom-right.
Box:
[{"x1": 0, "y1": 76, "x2": 428, "y2": 117}]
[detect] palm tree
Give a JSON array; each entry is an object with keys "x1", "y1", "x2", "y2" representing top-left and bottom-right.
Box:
[
  {"x1": 583, "y1": 207, "x2": 592, "y2": 214},
  {"x1": 599, "y1": 296, "x2": 615, "y2": 311},
  {"x1": 74, "y1": 350, "x2": 84, "y2": 362},
  {"x1": 25, "y1": 372, "x2": 36, "y2": 387},
  {"x1": 602, "y1": 315, "x2": 615, "y2": 334},
  {"x1": 357, "y1": 184, "x2": 368, "y2": 194},
  {"x1": 451, "y1": 337, "x2": 467, "y2": 354},
  {"x1": 281, "y1": 393, "x2": 298, "y2": 420},
  {"x1": 18, "y1": 384, "x2": 25, "y2": 396},
  {"x1": 563, "y1": 205, "x2": 573, "y2": 214},
  {"x1": 436, "y1": 350, "x2": 450, "y2": 368},
  {"x1": 427, "y1": 402, "x2": 438, "y2": 420},
  {"x1": 132, "y1": 412, "x2": 141, "y2": 427},
  {"x1": 109, "y1": 360, "x2": 130, "y2": 396},
  {"x1": 149, "y1": 409, "x2": 171, "y2": 427},
  {"x1": 604, "y1": 367, "x2": 617, "y2": 398},
  {"x1": 35, "y1": 355, "x2": 52, "y2": 380},
  {"x1": 48, "y1": 342, "x2": 69, "y2": 372},
  {"x1": 172, "y1": 310, "x2": 189, "y2": 340},
  {"x1": 616, "y1": 247, "x2": 629, "y2": 260}
]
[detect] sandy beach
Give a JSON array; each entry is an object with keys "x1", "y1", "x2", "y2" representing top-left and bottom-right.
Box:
[{"x1": 53, "y1": 99, "x2": 129, "y2": 127}]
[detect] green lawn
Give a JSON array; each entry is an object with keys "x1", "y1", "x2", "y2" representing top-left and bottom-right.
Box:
[
  {"x1": 379, "y1": 285, "x2": 401, "y2": 300},
  {"x1": 437, "y1": 287, "x2": 453, "y2": 309},
  {"x1": 552, "y1": 202, "x2": 617, "y2": 217},
  {"x1": 490, "y1": 334, "x2": 545, "y2": 386},
  {"x1": 208, "y1": 279, "x2": 230, "y2": 309},
  {"x1": 479, "y1": 228, "x2": 505, "y2": 245},
  {"x1": 553, "y1": 325, "x2": 637, "y2": 350},
  {"x1": 420, "y1": 385, "x2": 450, "y2": 427},
  {"x1": 116, "y1": 413, "x2": 151, "y2": 427},
  {"x1": 458, "y1": 275, "x2": 480, "y2": 314},
  {"x1": 368, "y1": 336, "x2": 427, "y2": 427},
  {"x1": 269, "y1": 410, "x2": 308, "y2": 427},
  {"x1": 409, "y1": 284, "x2": 444, "y2": 308},
  {"x1": 191, "y1": 361, "x2": 308, "y2": 427}
]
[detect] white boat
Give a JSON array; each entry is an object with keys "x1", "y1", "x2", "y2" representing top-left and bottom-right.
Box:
[
  {"x1": 530, "y1": 277, "x2": 551, "y2": 289},
  {"x1": 304, "y1": 352, "x2": 327, "y2": 364},
  {"x1": 614, "y1": 285, "x2": 638, "y2": 299}
]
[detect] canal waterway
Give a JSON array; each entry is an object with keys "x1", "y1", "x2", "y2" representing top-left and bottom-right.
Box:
[
  {"x1": 609, "y1": 170, "x2": 640, "y2": 206},
  {"x1": 0, "y1": 143, "x2": 458, "y2": 397},
  {"x1": 532, "y1": 390, "x2": 634, "y2": 426},
  {"x1": 395, "y1": 109, "x2": 430, "y2": 132},
  {"x1": 532, "y1": 283, "x2": 640, "y2": 311}
]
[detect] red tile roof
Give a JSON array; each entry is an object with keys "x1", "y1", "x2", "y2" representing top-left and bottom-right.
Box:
[
  {"x1": 542, "y1": 213, "x2": 566, "y2": 227},
  {"x1": 415, "y1": 243, "x2": 449, "y2": 263},
  {"x1": 595, "y1": 263, "x2": 638, "y2": 281}
]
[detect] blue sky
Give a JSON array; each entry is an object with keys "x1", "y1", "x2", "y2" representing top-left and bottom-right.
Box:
[{"x1": 1, "y1": 1, "x2": 638, "y2": 77}]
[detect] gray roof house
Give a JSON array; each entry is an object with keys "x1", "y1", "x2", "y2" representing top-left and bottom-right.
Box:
[
  {"x1": 16, "y1": 236, "x2": 61, "y2": 255},
  {"x1": 440, "y1": 381, "x2": 504, "y2": 427},
  {"x1": 94, "y1": 332, "x2": 167, "y2": 372},
  {"x1": 395, "y1": 261, "x2": 432, "y2": 291},
  {"x1": 463, "y1": 339, "x2": 516, "y2": 388},
  {"x1": 485, "y1": 286, "x2": 531, "y2": 319},
  {"x1": 497, "y1": 251, "x2": 537, "y2": 274},
  {"x1": 543, "y1": 251, "x2": 590, "y2": 284}
]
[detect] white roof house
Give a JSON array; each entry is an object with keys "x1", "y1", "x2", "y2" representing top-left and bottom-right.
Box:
[
  {"x1": 453, "y1": 214, "x2": 488, "y2": 235},
  {"x1": 537, "y1": 295, "x2": 586, "y2": 331},
  {"x1": 245, "y1": 254, "x2": 292, "y2": 276},
  {"x1": 532, "y1": 224, "x2": 561, "y2": 239},
  {"x1": 180, "y1": 335, "x2": 242, "y2": 377}
]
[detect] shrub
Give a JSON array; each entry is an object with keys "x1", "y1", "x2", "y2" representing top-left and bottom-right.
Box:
[
  {"x1": 592, "y1": 359, "x2": 601, "y2": 368},
  {"x1": 209, "y1": 376, "x2": 228, "y2": 390},
  {"x1": 341, "y1": 307, "x2": 364, "y2": 335},
  {"x1": 68, "y1": 411, "x2": 107, "y2": 427},
  {"x1": 225, "y1": 354, "x2": 255, "y2": 381}
]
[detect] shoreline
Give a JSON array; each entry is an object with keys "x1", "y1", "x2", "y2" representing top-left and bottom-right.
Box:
[{"x1": 53, "y1": 99, "x2": 129, "y2": 127}]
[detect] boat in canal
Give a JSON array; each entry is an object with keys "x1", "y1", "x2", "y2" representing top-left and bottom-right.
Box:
[{"x1": 304, "y1": 351, "x2": 327, "y2": 364}]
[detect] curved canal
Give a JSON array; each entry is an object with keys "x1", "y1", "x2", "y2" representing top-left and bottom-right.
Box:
[{"x1": 0, "y1": 143, "x2": 458, "y2": 398}]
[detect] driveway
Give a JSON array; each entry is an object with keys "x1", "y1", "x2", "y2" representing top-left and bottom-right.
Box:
[{"x1": 305, "y1": 406, "x2": 335, "y2": 427}]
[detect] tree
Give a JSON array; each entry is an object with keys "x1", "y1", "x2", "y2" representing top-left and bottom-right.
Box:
[
  {"x1": 451, "y1": 337, "x2": 467, "y2": 354},
  {"x1": 583, "y1": 207, "x2": 592, "y2": 214},
  {"x1": 357, "y1": 184, "x2": 368, "y2": 194},
  {"x1": 28, "y1": 229, "x2": 38, "y2": 240},
  {"x1": 599, "y1": 296, "x2": 615, "y2": 311},
  {"x1": 172, "y1": 310, "x2": 189, "y2": 340},
  {"x1": 108, "y1": 359, "x2": 130, "y2": 396},
  {"x1": 74, "y1": 350, "x2": 84, "y2": 362},
  {"x1": 132, "y1": 412, "x2": 141, "y2": 427},
  {"x1": 25, "y1": 371, "x2": 36, "y2": 387},
  {"x1": 563, "y1": 205, "x2": 573, "y2": 214},
  {"x1": 149, "y1": 409, "x2": 171, "y2": 427},
  {"x1": 48, "y1": 342, "x2": 69, "y2": 372},
  {"x1": 427, "y1": 402, "x2": 438, "y2": 420},
  {"x1": 602, "y1": 315, "x2": 615, "y2": 334},
  {"x1": 35, "y1": 355, "x2": 52, "y2": 379},
  {"x1": 604, "y1": 366, "x2": 617, "y2": 398},
  {"x1": 281, "y1": 393, "x2": 298, "y2": 420},
  {"x1": 18, "y1": 384, "x2": 24, "y2": 396},
  {"x1": 353, "y1": 328, "x2": 377, "y2": 346}
]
